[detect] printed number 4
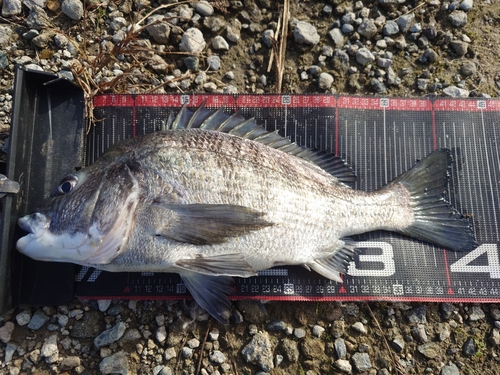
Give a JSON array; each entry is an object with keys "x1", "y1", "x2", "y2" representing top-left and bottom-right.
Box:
[{"x1": 450, "y1": 244, "x2": 500, "y2": 279}]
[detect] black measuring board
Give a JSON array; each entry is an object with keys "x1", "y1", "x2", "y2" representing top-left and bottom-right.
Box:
[{"x1": 75, "y1": 94, "x2": 500, "y2": 303}]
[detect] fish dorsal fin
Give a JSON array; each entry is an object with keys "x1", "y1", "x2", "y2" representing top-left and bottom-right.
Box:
[{"x1": 166, "y1": 102, "x2": 356, "y2": 184}]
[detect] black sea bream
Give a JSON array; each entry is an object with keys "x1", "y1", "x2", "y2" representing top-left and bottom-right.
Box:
[{"x1": 17, "y1": 103, "x2": 477, "y2": 323}]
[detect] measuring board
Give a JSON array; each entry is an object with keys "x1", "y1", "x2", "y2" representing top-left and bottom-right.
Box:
[{"x1": 75, "y1": 94, "x2": 500, "y2": 303}]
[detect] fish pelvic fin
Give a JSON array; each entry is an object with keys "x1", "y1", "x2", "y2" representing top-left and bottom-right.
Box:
[
  {"x1": 175, "y1": 253, "x2": 257, "y2": 277},
  {"x1": 157, "y1": 203, "x2": 273, "y2": 245},
  {"x1": 392, "y1": 148, "x2": 477, "y2": 252},
  {"x1": 179, "y1": 270, "x2": 234, "y2": 324}
]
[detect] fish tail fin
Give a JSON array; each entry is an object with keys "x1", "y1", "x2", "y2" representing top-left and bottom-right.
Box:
[{"x1": 392, "y1": 148, "x2": 477, "y2": 252}]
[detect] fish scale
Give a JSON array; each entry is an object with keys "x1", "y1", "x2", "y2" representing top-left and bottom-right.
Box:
[{"x1": 17, "y1": 102, "x2": 477, "y2": 324}]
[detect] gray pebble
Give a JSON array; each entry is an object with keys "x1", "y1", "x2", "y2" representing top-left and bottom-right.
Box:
[
  {"x1": 351, "y1": 352, "x2": 372, "y2": 371},
  {"x1": 358, "y1": 19, "x2": 378, "y2": 39},
  {"x1": 294, "y1": 21, "x2": 320, "y2": 45},
  {"x1": 469, "y1": 306, "x2": 486, "y2": 321},
  {"x1": 224, "y1": 71, "x2": 235, "y2": 80},
  {"x1": 460, "y1": 0, "x2": 473, "y2": 11},
  {"x1": 351, "y1": 321, "x2": 367, "y2": 334},
  {"x1": 443, "y1": 85, "x2": 470, "y2": 97},
  {"x1": 16, "y1": 310, "x2": 32, "y2": 326},
  {"x1": 4, "y1": 343, "x2": 16, "y2": 363},
  {"x1": 341, "y1": 23, "x2": 354, "y2": 35},
  {"x1": 94, "y1": 322, "x2": 127, "y2": 348},
  {"x1": 41, "y1": 334, "x2": 59, "y2": 362},
  {"x1": 396, "y1": 13, "x2": 415, "y2": 33},
  {"x1": 206, "y1": 55, "x2": 220, "y2": 70},
  {"x1": 210, "y1": 350, "x2": 226, "y2": 364},
  {"x1": 407, "y1": 306, "x2": 427, "y2": 324},
  {"x1": 489, "y1": 328, "x2": 500, "y2": 347},
  {"x1": 179, "y1": 27, "x2": 206, "y2": 54},
  {"x1": 294, "y1": 327, "x2": 306, "y2": 339},
  {"x1": 226, "y1": 19, "x2": 242, "y2": 43},
  {"x1": 335, "y1": 359, "x2": 352, "y2": 373},
  {"x1": 0, "y1": 51, "x2": 8, "y2": 69},
  {"x1": 261, "y1": 29, "x2": 275, "y2": 48},
  {"x1": 0, "y1": 321, "x2": 14, "y2": 344},
  {"x1": 97, "y1": 299, "x2": 111, "y2": 312},
  {"x1": 267, "y1": 320, "x2": 286, "y2": 331},
  {"x1": 147, "y1": 15, "x2": 171, "y2": 44},
  {"x1": 212, "y1": 35, "x2": 229, "y2": 50},
  {"x1": 187, "y1": 338, "x2": 200, "y2": 348},
  {"x1": 377, "y1": 57, "x2": 392, "y2": 68},
  {"x1": 184, "y1": 56, "x2": 199, "y2": 71},
  {"x1": 241, "y1": 331, "x2": 274, "y2": 372},
  {"x1": 312, "y1": 325, "x2": 325, "y2": 338},
  {"x1": 383, "y1": 21, "x2": 399, "y2": 36},
  {"x1": 164, "y1": 347, "x2": 176, "y2": 361},
  {"x1": 203, "y1": 82, "x2": 217, "y2": 92},
  {"x1": 100, "y1": 351, "x2": 128, "y2": 375},
  {"x1": 204, "y1": 16, "x2": 226, "y2": 33},
  {"x1": 448, "y1": 11, "x2": 468, "y2": 27},
  {"x1": 356, "y1": 47, "x2": 375, "y2": 65},
  {"x1": 182, "y1": 346, "x2": 193, "y2": 358},
  {"x1": 441, "y1": 362, "x2": 460, "y2": 375},
  {"x1": 328, "y1": 28, "x2": 345, "y2": 48},
  {"x1": 28, "y1": 309, "x2": 50, "y2": 330},
  {"x1": 334, "y1": 338, "x2": 347, "y2": 359},
  {"x1": 26, "y1": 6, "x2": 51, "y2": 29},
  {"x1": 2, "y1": 0, "x2": 22, "y2": 16},
  {"x1": 371, "y1": 78, "x2": 387, "y2": 93},
  {"x1": 156, "y1": 326, "x2": 167, "y2": 344},
  {"x1": 418, "y1": 342, "x2": 439, "y2": 359},
  {"x1": 195, "y1": 1, "x2": 214, "y2": 16},
  {"x1": 61, "y1": 0, "x2": 83, "y2": 21},
  {"x1": 462, "y1": 337, "x2": 477, "y2": 356}
]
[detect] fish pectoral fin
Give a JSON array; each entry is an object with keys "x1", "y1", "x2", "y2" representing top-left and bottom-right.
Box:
[
  {"x1": 308, "y1": 239, "x2": 359, "y2": 282},
  {"x1": 179, "y1": 270, "x2": 235, "y2": 324},
  {"x1": 157, "y1": 203, "x2": 273, "y2": 245},
  {"x1": 175, "y1": 253, "x2": 257, "y2": 277}
]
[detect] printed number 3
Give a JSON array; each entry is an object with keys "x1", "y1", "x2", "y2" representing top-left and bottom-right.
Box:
[{"x1": 347, "y1": 241, "x2": 396, "y2": 277}]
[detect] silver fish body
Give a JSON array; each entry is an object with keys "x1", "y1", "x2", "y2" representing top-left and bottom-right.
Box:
[{"x1": 17, "y1": 103, "x2": 477, "y2": 323}]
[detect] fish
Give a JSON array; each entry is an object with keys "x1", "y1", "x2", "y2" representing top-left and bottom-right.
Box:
[{"x1": 16, "y1": 102, "x2": 478, "y2": 324}]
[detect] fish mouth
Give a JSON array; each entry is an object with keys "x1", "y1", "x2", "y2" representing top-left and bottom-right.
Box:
[{"x1": 16, "y1": 213, "x2": 51, "y2": 254}]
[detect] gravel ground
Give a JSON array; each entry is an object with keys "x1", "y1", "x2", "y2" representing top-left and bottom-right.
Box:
[{"x1": 2, "y1": 0, "x2": 500, "y2": 374}]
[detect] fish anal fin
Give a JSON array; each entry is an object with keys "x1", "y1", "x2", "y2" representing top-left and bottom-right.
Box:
[
  {"x1": 158, "y1": 203, "x2": 273, "y2": 245},
  {"x1": 175, "y1": 253, "x2": 257, "y2": 277},
  {"x1": 180, "y1": 271, "x2": 234, "y2": 324},
  {"x1": 308, "y1": 240, "x2": 359, "y2": 282}
]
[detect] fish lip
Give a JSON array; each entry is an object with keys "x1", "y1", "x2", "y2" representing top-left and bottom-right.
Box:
[{"x1": 17, "y1": 213, "x2": 50, "y2": 239}]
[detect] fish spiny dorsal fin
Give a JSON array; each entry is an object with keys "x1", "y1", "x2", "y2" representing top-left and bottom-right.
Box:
[{"x1": 167, "y1": 103, "x2": 356, "y2": 183}]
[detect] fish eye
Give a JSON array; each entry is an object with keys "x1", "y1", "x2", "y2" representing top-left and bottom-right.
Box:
[{"x1": 58, "y1": 175, "x2": 78, "y2": 194}]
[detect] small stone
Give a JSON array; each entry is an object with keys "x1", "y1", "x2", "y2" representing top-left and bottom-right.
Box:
[
  {"x1": 318, "y1": 72, "x2": 334, "y2": 90},
  {"x1": 179, "y1": 27, "x2": 206, "y2": 54},
  {"x1": 418, "y1": 342, "x2": 439, "y2": 359},
  {"x1": 236, "y1": 301, "x2": 267, "y2": 324},
  {"x1": 210, "y1": 350, "x2": 226, "y2": 364},
  {"x1": 489, "y1": 328, "x2": 500, "y2": 347},
  {"x1": 226, "y1": 19, "x2": 241, "y2": 43},
  {"x1": 60, "y1": 356, "x2": 81, "y2": 371},
  {"x1": 358, "y1": 19, "x2": 378, "y2": 39},
  {"x1": 2, "y1": 0, "x2": 22, "y2": 16},
  {"x1": 441, "y1": 363, "x2": 460, "y2": 375},
  {"x1": 261, "y1": 29, "x2": 275, "y2": 48},
  {"x1": 241, "y1": 331, "x2": 274, "y2": 372},
  {"x1": 182, "y1": 347, "x2": 193, "y2": 358},
  {"x1": 61, "y1": 0, "x2": 83, "y2": 21},
  {"x1": 356, "y1": 47, "x2": 375, "y2": 65},
  {"x1": 351, "y1": 352, "x2": 372, "y2": 371},
  {"x1": 41, "y1": 334, "x2": 59, "y2": 363},
  {"x1": 94, "y1": 322, "x2": 127, "y2": 348},
  {"x1": 460, "y1": 0, "x2": 473, "y2": 11},
  {"x1": 147, "y1": 15, "x2": 171, "y2": 44},
  {"x1": 28, "y1": 309, "x2": 50, "y2": 330},
  {"x1": 462, "y1": 337, "x2": 477, "y2": 356},
  {"x1": 391, "y1": 336, "x2": 405, "y2": 352},
  {"x1": 293, "y1": 21, "x2": 320, "y2": 45},
  {"x1": 407, "y1": 306, "x2": 427, "y2": 324},
  {"x1": 450, "y1": 40, "x2": 468, "y2": 56},
  {"x1": 351, "y1": 322, "x2": 367, "y2": 334},
  {"x1": 468, "y1": 306, "x2": 486, "y2": 321},
  {"x1": 267, "y1": 320, "x2": 286, "y2": 331},
  {"x1": 206, "y1": 55, "x2": 220, "y2": 70},
  {"x1": 294, "y1": 328, "x2": 306, "y2": 339},
  {"x1": 341, "y1": 23, "x2": 354, "y2": 35},
  {"x1": 383, "y1": 21, "x2": 399, "y2": 36},
  {"x1": 443, "y1": 85, "x2": 470, "y2": 97},
  {"x1": 328, "y1": 28, "x2": 344, "y2": 48},
  {"x1": 438, "y1": 323, "x2": 451, "y2": 341},
  {"x1": 371, "y1": 78, "x2": 387, "y2": 93},
  {"x1": 195, "y1": 1, "x2": 214, "y2": 16},
  {"x1": 204, "y1": 16, "x2": 226, "y2": 33},
  {"x1": 164, "y1": 347, "x2": 176, "y2": 361},
  {"x1": 4, "y1": 343, "x2": 16, "y2": 363},
  {"x1": 312, "y1": 325, "x2": 325, "y2": 338},
  {"x1": 212, "y1": 35, "x2": 229, "y2": 50},
  {"x1": 0, "y1": 322, "x2": 15, "y2": 344},
  {"x1": 396, "y1": 13, "x2": 415, "y2": 32},
  {"x1": 334, "y1": 338, "x2": 347, "y2": 358},
  {"x1": 99, "y1": 351, "x2": 128, "y2": 375},
  {"x1": 335, "y1": 359, "x2": 352, "y2": 374},
  {"x1": 300, "y1": 337, "x2": 325, "y2": 360},
  {"x1": 187, "y1": 338, "x2": 200, "y2": 349},
  {"x1": 448, "y1": 11, "x2": 467, "y2": 27}
]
